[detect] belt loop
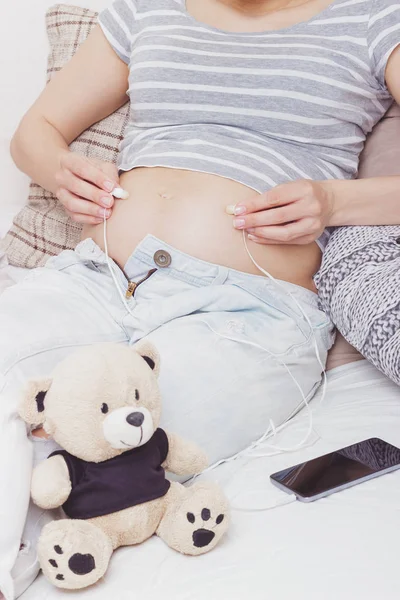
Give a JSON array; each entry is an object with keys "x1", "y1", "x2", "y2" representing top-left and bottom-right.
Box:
[
  {"x1": 75, "y1": 239, "x2": 107, "y2": 264},
  {"x1": 212, "y1": 266, "x2": 229, "y2": 285}
]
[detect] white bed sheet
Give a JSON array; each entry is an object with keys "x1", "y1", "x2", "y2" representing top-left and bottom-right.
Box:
[{"x1": 20, "y1": 360, "x2": 400, "y2": 600}]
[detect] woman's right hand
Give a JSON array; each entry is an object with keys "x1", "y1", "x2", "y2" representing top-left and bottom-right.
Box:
[{"x1": 54, "y1": 151, "x2": 121, "y2": 225}]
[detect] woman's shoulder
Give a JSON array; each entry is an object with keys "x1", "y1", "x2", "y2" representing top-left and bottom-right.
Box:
[{"x1": 98, "y1": 0, "x2": 184, "y2": 63}]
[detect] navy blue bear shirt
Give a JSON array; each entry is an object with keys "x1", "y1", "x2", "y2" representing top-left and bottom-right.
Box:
[{"x1": 51, "y1": 428, "x2": 171, "y2": 519}]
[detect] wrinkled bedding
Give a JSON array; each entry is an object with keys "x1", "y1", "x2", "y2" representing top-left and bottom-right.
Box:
[{"x1": 20, "y1": 360, "x2": 400, "y2": 600}]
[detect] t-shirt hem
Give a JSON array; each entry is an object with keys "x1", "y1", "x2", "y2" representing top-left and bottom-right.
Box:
[
  {"x1": 118, "y1": 161, "x2": 263, "y2": 194},
  {"x1": 63, "y1": 481, "x2": 171, "y2": 520}
]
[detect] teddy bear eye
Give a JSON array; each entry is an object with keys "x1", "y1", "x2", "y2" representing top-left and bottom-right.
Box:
[
  {"x1": 135, "y1": 389, "x2": 140, "y2": 401},
  {"x1": 101, "y1": 403, "x2": 109, "y2": 414}
]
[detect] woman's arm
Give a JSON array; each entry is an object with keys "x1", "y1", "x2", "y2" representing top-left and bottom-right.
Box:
[
  {"x1": 230, "y1": 171, "x2": 400, "y2": 246},
  {"x1": 10, "y1": 26, "x2": 129, "y2": 224},
  {"x1": 322, "y1": 177, "x2": 400, "y2": 227},
  {"x1": 322, "y1": 45, "x2": 400, "y2": 227}
]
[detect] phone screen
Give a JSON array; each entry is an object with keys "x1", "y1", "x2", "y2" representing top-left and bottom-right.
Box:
[{"x1": 270, "y1": 438, "x2": 400, "y2": 499}]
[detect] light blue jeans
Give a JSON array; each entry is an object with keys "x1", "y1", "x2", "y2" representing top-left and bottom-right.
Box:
[{"x1": 0, "y1": 235, "x2": 334, "y2": 598}]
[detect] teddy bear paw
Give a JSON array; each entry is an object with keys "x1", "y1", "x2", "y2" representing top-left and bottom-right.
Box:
[
  {"x1": 38, "y1": 519, "x2": 113, "y2": 590},
  {"x1": 158, "y1": 482, "x2": 230, "y2": 555}
]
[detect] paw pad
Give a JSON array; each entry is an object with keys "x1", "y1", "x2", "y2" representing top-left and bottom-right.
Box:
[
  {"x1": 193, "y1": 529, "x2": 215, "y2": 548},
  {"x1": 186, "y1": 508, "x2": 226, "y2": 548},
  {"x1": 201, "y1": 508, "x2": 211, "y2": 521},
  {"x1": 68, "y1": 553, "x2": 96, "y2": 575},
  {"x1": 47, "y1": 544, "x2": 96, "y2": 583}
]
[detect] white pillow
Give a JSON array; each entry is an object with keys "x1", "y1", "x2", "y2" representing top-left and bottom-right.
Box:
[{"x1": 1, "y1": 0, "x2": 112, "y2": 235}]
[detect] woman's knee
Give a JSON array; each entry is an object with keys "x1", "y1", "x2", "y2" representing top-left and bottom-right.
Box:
[
  {"x1": 0, "y1": 280, "x2": 59, "y2": 375},
  {"x1": 0, "y1": 266, "x2": 122, "y2": 377}
]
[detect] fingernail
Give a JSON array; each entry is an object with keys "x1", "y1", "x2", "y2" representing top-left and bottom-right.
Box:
[
  {"x1": 101, "y1": 197, "x2": 112, "y2": 207},
  {"x1": 234, "y1": 205, "x2": 246, "y2": 215},
  {"x1": 103, "y1": 180, "x2": 114, "y2": 192},
  {"x1": 98, "y1": 208, "x2": 111, "y2": 218},
  {"x1": 112, "y1": 187, "x2": 130, "y2": 199},
  {"x1": 233, "y1": 218, "x2": 245, "y2": 229},
  {"x1": 226, "y1": 204, "x2": 246, "y2": 216},
  {"x1": 248, "y1": 234, "x2": 257, "y2": 241}
]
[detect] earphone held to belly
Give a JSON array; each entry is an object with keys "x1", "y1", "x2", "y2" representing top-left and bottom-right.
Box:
[{"x1": 103, "y1": 189, "x2": 327, "y2": 511}]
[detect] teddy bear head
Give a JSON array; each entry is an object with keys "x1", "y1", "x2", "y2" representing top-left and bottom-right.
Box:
[{"x1": 19, "y1": 341, "x2": 162, "y2": 462}]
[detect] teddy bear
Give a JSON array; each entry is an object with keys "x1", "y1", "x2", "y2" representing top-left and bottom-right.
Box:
[{"x1": 19, "y1": 341, "x2": 230, "y2": 590}]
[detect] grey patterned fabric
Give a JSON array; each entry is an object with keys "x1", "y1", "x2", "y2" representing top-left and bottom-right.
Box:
[{"x1": 315, "y1": 225, "x2": 400, "y2": 385}]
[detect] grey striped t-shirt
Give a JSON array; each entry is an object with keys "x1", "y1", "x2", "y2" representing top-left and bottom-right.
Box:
[{"x1": 98, "y1": 0, "x2": 400, "y2": 250}]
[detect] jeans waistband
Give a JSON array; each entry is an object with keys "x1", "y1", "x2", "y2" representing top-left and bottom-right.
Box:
[{"x1": 76, "y1": 236, "x2": 319, "y2": 309}]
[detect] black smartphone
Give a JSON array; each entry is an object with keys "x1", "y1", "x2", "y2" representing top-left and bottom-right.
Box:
[{"x1": 270, "y1": 437, "x2": 400, "y2": 502}]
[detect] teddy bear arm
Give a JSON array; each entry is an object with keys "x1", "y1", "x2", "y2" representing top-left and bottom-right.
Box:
[
  {"x1": 31, "y1": 455, "x2": 72, "y2": 509},
  {"x1": 162, "y1": 432, "x2": 209, "y2": 476}
]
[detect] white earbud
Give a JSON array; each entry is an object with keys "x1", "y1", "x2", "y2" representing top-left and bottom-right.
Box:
[{"x1": 111, "y1": 187, "x2": 130, "y2": 199}]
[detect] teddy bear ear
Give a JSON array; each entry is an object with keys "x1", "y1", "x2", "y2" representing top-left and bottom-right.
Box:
[
  {"x1": 134, "y1": 340, "x2": 161, "y2": 377},
  {"x1": 18, "y1": 378, "x2": 52, "y2": 427}
]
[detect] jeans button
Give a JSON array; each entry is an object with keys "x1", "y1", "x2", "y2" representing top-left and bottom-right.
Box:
[{"x1": 154, "y1": 250, "x2": 171, "y2": 268}]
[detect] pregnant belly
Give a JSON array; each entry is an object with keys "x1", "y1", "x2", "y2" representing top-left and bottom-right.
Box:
[{"x1": 82, "y1": 167, "x2": 321, "y2": 291}]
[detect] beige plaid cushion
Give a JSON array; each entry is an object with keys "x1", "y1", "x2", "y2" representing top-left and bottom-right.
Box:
[{"x1": 1, "y1": 4, "x2": 129, "y2": 268}]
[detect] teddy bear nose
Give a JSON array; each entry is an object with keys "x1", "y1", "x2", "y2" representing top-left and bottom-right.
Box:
[{"x1": 126, "y1": 412, "x2": 144, "y2": 427}]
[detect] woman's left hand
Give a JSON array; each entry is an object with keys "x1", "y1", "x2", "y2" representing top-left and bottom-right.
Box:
[{"x1": 228, "y1": 180, "x2": 334, "y2": 245}]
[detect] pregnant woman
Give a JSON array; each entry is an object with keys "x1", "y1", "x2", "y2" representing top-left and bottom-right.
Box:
[{"x1": 2, "y1": 0, "x2": 400, "y2": 596}]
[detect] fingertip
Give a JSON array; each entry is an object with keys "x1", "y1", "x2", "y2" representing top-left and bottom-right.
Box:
[
  {"x1": 103, "y1": 180, "x2": 115, "y2": 193},
  {"x1": 100, "y1": 196, "x2": 114, "y2": 208},
  {"x1": 226, "y1": 204, "x2": 247, "y2": 216},
  {"x1": 234, "y1": 205, "x2": 246, "y2": 216}
]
